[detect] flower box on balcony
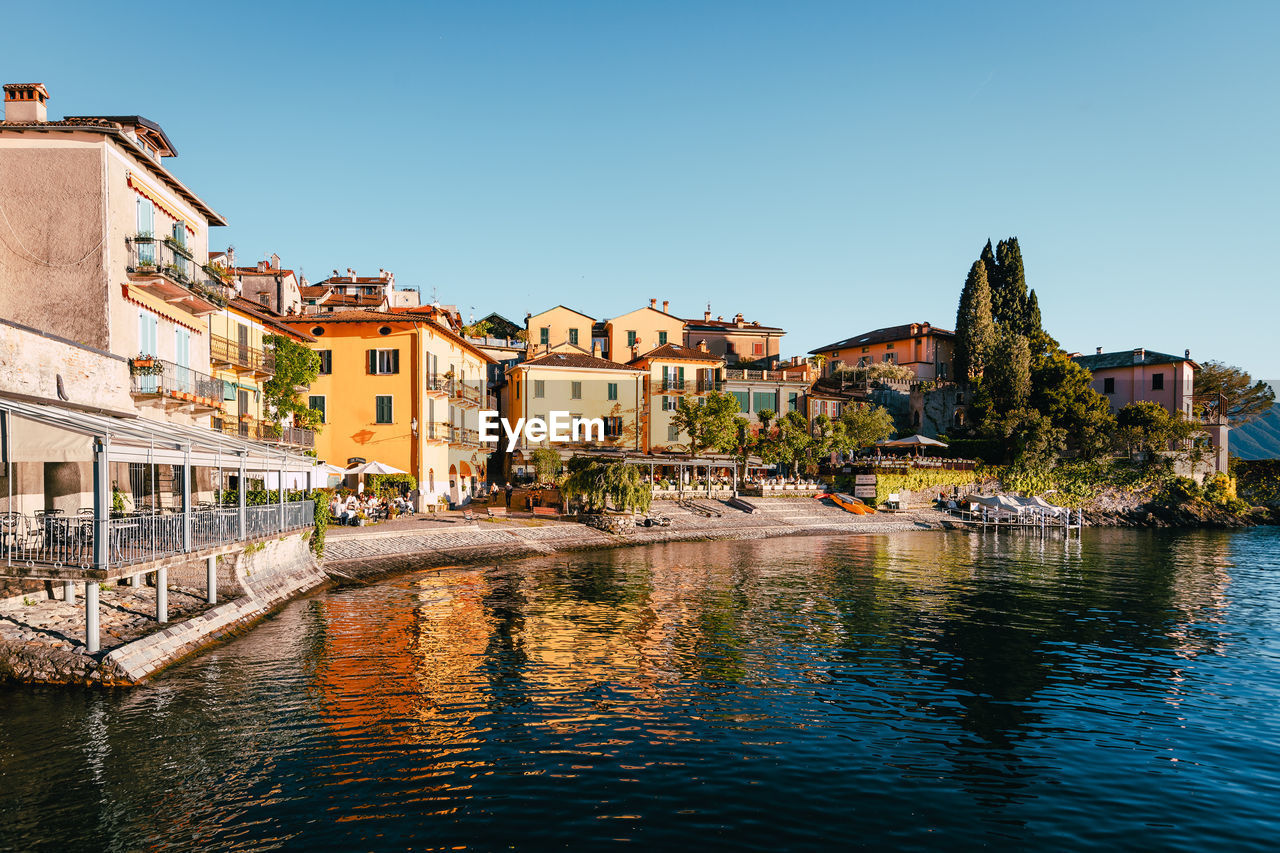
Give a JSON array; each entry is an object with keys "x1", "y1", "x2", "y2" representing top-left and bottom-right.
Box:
[{"x1": 130, "y1": 357, "x2": 163, "y2": 376}]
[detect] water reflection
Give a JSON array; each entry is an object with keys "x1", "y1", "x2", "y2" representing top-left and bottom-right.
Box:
[{"x1": 1, "y1": 528, "x2": 1278, "y2": 851}]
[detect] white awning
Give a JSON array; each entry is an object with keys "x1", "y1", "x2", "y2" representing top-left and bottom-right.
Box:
[{"x1": 1, "y1": 395, "x2": 320, "y2": 474}]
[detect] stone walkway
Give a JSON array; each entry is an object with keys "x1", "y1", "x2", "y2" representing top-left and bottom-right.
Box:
[
  {"x1": 325, "y1": 497, "x2": 945, "y2": 580},
  {"x1": 0, "y1": 584, "x2": 216, "y2": 656}
]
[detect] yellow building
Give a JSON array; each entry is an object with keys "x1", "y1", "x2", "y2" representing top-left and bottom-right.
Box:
[
  {"x1": 809, "y1": 322, "x2": 956, "y2": 381},
  {"x1": 525, "y1": 305, "x2": 594, "y2": 356},
  {"x1": 628, "y1": 343, "x2": 724, "y2": 452},
  {"x1": 208, "y1": 297, "x2": 316, "y2": 449},
  {"x1": 283, "y1": 309, "x2": 494, "y2": 506},
  {"x1": 600, "y1": 300, "x2": 686, "y2": 363},
  {"x1": 500, "y1": 352, "x2": 645, "y2": 474}
]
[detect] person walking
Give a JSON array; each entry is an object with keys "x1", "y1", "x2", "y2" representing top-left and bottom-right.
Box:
[{"x1": 505, "y1": 482, "x2": 513, "y2": 508}]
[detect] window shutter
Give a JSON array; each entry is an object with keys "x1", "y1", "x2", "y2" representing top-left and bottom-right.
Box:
[
  {"x1": 367, "y1": 350, "x2": 376, "y2": 374},
  {"x1": 391, "y1": 349, "x2": 400, "y2": 374}
]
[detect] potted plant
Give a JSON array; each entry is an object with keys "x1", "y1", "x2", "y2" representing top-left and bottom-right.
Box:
[{"x1": 130, "y1": 355, "x2": 163, "y2": 376}]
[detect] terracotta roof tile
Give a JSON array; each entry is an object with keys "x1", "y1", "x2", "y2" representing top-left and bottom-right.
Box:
[
  {"x1": 629, "y1": 342, "x2": 723, "y2": 364},
  {"x1": 810, "y1": 323, "x2": 954, "y2": 354},
  {"x1": 521, "y1": 352, "x2": 642, "y2": 371}
]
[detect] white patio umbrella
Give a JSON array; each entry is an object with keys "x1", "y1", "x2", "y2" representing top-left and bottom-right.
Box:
[
  {"x1": 878, "y1": 435, "x2": 949, "y2": 448},
  {"x1": 346, "y1": 460, "x2": 407, "y2": 476}
]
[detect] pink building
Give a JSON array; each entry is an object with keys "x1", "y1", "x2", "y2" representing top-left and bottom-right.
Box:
[{"x1": 1070, "y1": 347, "x2": 1197, "y2": 417}]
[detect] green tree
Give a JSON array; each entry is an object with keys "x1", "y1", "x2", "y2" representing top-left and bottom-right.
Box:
[
  {"x1": 1116, "y1": 401, "x2": 1198, "y2": 456},
  {"x1": 755, "y1": 409, "x2": 776, "y2": 433},
  {"x1": 264, "y1": 335, "x2": 322, "y2": 430},
  {"x1": 992, "y1": 237, "x2": 1028, "y2": 328},
  {"x1": 984, "y1": 329, "x2": 1031, "y2": 415},
  {"x1": 531, "y1": 447, "x2": 562, "y2": 483},
  {"x1": 1193, "y1": 361, "x2": 1276, "y2": 425},
  {"x1": 835, "y1": 402, "x2": 896, "y2": 451},
  {"x1": 1029, "y1": 350, "x2": 1116, "y2": 460},
  {"x1": 954, "y1": 260, "x2": 997, "y2": 382},
  {"x1": 671, "y1": 390, "x2": 741, "y2": 456},
  {"x1": 561, "y1": 456, "x2": 652, "y2": 514}
]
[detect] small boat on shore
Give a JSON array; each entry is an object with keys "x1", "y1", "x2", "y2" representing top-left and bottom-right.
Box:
[{"x1": 829, "y1": 493, "x2": 877, "y2": 514}]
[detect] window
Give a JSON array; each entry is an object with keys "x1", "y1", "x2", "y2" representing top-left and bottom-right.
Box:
[
  {"x1": 534, "y1": 380, "x2": 545, "y2": 398},
  {"x1": 1152, "y1": 373, "x2": 1164, "y2": 390},
  {"x1": 571, "y1": 381, "x2": 582, "y2": 399},
  {"x1": 540, "y1": 327, "x2": 550, "y2": 345},
  {"x1": 309, "y1": 395, "x2": 326, "y2": 424},
  {"x1": 658, "y1": 331, "x2": 668, "y2": 346},
  {"x1": 662, "y1": 396, "x2": 677, "y2": 412},
  {"x1": 136, "y1": 199, "x2": 155, "y2": 263},
  {"x1": 753, "y1": 342, "x2": 764, "y2": 355},
  {"x1": 174, "y1": 328, "x2": 190, "y2": 369},
  {"x1": 668, "y1": 424, "x2": 680, "y2": 442},
  {"x1": 375, "y1": 395, "x2": 393, "y2": 424},
  {"x1": 318, "y1": 350, "x2": 333, "y2": 375},
  {"x1": 861, "y1": 346, "x2": 870, "y2": 353},
  {"x1": 568, "y1": 328, "x2": 579, "y2": 346},
  {"x1": 731, "y1": 390, "x2": 750, "y2": 412},
  {"x1": 753, "y1": 391, "x2": 777, "y2": 413},
  {"x1": 886, "y1": 342, "x2": 895, "y2": 350},
  {"x1": 367, "y1": 349, "x2": 400, "y2": 374},
  {"x1": 607, "y1": 382, "x2": 618, "y2": 401},
  {"x1": 787, "y1": 392, "x2": 799, "y2": 411},
  {"x1": 1103, "y1": 377, "x2": 1115, "y2": 394},
  {"x1": 883, "y1": 353, "x2": 896, "y2": 363},
  {"x1": 604, "y1": 417, "x2": 623, "y2": 438},
  {"x1": 627, "y1": 330, "x2": 637, "y2": 347},
  {"x1": 137, "y1": 311, "x2": 158, "y2": 355}
]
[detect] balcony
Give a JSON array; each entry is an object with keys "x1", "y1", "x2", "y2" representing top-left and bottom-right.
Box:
[
  {"x1": 425, "y1": 373, "x2": 449, "y2": 394},
  {"x1": 423, "y1": 421, "x2": 450, "y2": 441},
  {"x1": 658, "y1": 379, "x2": 689, "y2": 393},
  {"x1": 448, "y1": 380, "x2": 482, "y2": 407},
  {"x1": 130, "y1": 358, "x2": 223, "y2": 413},
  {"x1": 724, "y1": 368, "x2": 793, "y2": 382},
  {"x1": 210, "y1": 334, "x2": 276, "y2": 376},
  {"x1": 125, "y1": 237, "x2": 228, "y2": 316}
]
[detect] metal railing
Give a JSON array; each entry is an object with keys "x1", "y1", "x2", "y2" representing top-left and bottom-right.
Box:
[
  {"x1": 210, "y1": 334, "x2": 276, "y2": 374},
  {"x1": 449, "y1": 380, "x2": 482, "y2": 404},
  {"x1": 659, "y1": 379, "x2": 689, "y2": 392},
  {"x1": 126, "y1": 236, "x2": 228, "y2": 297},
  {"x1": 262, "y1": 424, "x2": 316, "y2": 449},
  {"x1": 131, "y1": 358, "x2": 223, "y2": 409},
  {"x1": 0, "y1": 501, "x2": 314, "y2": 569},
  {"x1": 426, "y1": 373, "x2": 448, "y2": 392}
]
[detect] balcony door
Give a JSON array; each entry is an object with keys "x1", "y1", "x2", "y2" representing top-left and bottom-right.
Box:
[
  {"x1": 237, "y1": 323, "x2": 250, "y2": 366},
  {"x1": 138, "y1": 312, "x2": 159, "y2": 393},
  {"x1": 136, "y1": 199, "x2": 156, "y2": 264},
  {"x1": 175, "y1": 328, "x2": 191, "y2": 393}
]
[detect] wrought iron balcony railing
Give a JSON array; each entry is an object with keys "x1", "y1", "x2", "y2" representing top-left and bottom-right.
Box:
[
  {"x1": 210, "y1": 334, "x2": 276, "y2": 375},
  {"x1": 130, "y1": 358, "x2": 222, "y2": 410}
]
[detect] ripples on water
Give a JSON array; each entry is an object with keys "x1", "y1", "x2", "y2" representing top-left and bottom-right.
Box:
[{"x1": 3, "y1": 528, "x2": 1280, "y2": 851}]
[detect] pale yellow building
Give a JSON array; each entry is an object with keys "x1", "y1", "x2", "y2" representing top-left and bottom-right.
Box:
[
  {"x1": 600, "y1": 300, "x2": 686, "y2": 363},
  {"x1": 628, "y1": 343, "x2": 724, "y2": 452},
  {"x1": 525, "y1": 305, "x2": 594, "y2": 356},
  {"x1": 500, "y1": 352, "x2": 645, "y2": 473}
]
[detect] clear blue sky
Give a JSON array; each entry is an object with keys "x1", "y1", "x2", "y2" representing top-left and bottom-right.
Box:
[{"x1": 10, "y1": 1, "x2": 1279, "y2": 375}]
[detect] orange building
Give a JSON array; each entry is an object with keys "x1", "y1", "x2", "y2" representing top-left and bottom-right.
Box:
[{"x1": 810, "y1": 322, "x2": 955, "y2": 381}]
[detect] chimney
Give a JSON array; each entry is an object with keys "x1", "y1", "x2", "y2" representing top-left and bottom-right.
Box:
[
  {"x1": 1096, "y1": 347, "x2": 1102, "y2": 354},
  {"x1": 269, "y1": 253, "x2": 280, "y2": 270},
  {"x1": 257, "y1": 260, "x2": 269, "y2": 272},
  {"x1": 649, "y1": 298, "x2": 657, "y2": 309},
  {"x1": 696, "y1": 339, "x2": 709, "y2": 353},
  {"x1": 3, "y1": 84, "x2": 49, "y2": 123},
  {"x1": 734, "y1": 313, "x2": 744, "y2": 327},
  {"x1": 704, "y1": 309, "x2": 712, "y2": 322},
  {"x1": 1133, "y1": 347, "x2": 1145, "y2": 363},
  {"x1": 910, "y1": 323, "x2": 919, "y2": 335},
  {"x1": 592, "y1": 341, "x2": 600, "y2": 358},
  {"x1": 348, "y1": 268, "x2": 357, "y2": 282},
  {"x1": 1185, "y1": 348, "x2": 1191, "y2": 359},
  {"x1": 922, "y1": 322, "x2": 930, "y2": 334},
  {"x1": 661, "y1": 300, "x2": 669, "y2": 314}
]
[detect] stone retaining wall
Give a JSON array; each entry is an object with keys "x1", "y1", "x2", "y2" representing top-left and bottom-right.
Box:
[{"x1": 0, "y1": 533, "x2": 326, "y2": 686}]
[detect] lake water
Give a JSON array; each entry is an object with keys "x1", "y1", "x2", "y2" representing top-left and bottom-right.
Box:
[{"x1": 3, "y1": 527, "x2": 1279, "y2": 851}]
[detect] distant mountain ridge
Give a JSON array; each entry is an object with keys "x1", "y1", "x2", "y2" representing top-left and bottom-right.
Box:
[{"x1": 1231, "y1": 383, "x2": 1280, "y2": 459}]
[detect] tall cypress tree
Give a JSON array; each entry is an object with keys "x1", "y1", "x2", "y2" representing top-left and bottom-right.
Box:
[
  {"x1": 955, "y1": 260, "x2": 997, "y2": 383},
  {"x1": 979, "y1": 239, "x2": 999, "y2": 320},
  {"x1": 994, "y1": 237, "x2": 1028, "y2": 328},
  {"x1": 1023, "y1": 288, "x2": 1042, "y2": 339}
]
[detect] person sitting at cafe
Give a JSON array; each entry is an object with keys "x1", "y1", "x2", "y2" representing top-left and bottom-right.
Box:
[{"x1": 339, "y1": 494, "x2": 359, "y2": 525}]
